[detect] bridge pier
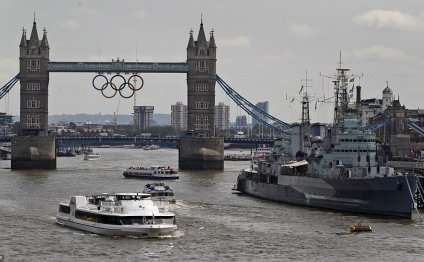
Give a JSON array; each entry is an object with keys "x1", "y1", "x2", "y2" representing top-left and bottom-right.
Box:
[
  {"x1": 179, "y1": 137, "x2": 224, "y2": 170},
  {"x1": 11, "y1": 136, "x2": 56, "y2": 170}
]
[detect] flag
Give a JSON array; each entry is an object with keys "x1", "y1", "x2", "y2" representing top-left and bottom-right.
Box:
[
  {"x1": 299, "y1": 85, "x2": 304, "y2": 94},
  {"x1": 315, "y1": 101, "x2": 317, "y2": 110},
  {"x1": 291, "y1": 98, "x2": 294, "y2": 103},
  {"x1": 349, "y1": 77, "x2": 355, "y2": 82}
]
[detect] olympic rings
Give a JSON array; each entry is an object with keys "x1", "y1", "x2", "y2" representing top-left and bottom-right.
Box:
[
  {"x1": 128, "y1": 74, "x2": 144, "y2": 91},
  {"x1": 92, "y1": 74, "x2": 108, "y2": 91},
  {"x1": 119, "y1": 86, "x2": 135, "y2": 99},
  {"x1": 92, "y1": 74, "x2": 144, "y2": 99},
  {"x1": 110, "y1": 74, "x2": 126, "y2": 91}
]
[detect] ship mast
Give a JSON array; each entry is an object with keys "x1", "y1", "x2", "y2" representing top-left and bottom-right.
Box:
[
  {"x1": 300, "y1": 71, "x2": 312, "y2": 153},
  {"x1": 301, "y1": 72, "x2": 311, "y2": 126},
  {"x1": 333, "y1": 52, "x2": 350, "y2": 128}
]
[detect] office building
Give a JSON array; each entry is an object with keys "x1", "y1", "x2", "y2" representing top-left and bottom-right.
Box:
[
  {"x1": 133, "y1": 106, "x2": 154, "y2": 130},
  {"x1": 171, "y1": 102, "x2": 187, "y2": 130},
  {"x1": 215, "y1": 102, "x2": 230, "y2": 131},
  {"x1": 252, "y1": 101, "x2": 269, "y2": 127}
]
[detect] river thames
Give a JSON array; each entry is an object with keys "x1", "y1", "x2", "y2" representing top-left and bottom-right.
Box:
[{"x1": 0, "y1": 147, "x2": 423, "y2": 261}]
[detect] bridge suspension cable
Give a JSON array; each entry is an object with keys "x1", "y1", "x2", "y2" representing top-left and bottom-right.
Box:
[
  {"x1": 360, "y1": 118, "x2": 391, "y2": 132},
  {"x1": 216, "y1": 75, "x2": 291, "y2": 135},
  {"x1": 0, "y1": 73, "x2": 20, "y2": 100},
  {"x1": 407, "y1": 120, "x2": 424, "y2": 137}
]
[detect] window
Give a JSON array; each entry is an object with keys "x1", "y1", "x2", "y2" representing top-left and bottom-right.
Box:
[
  {"x1": 26, "y1": 83, "x2": 40, "y2": 91},
  {"x1": 199, "y1": 48, "x2": 206, "y2": 56},
  {"x1": 59, "y1": 205, "x2": 70, "y2": 214},
  {"x1": 195, "y1": 101, "x2": 209, "y2": 109},
  {"x1": 27, "y1": 98, "x2": 41, "y2": 109},
  {"x1": 195, "y1": 81, "x2": 209, "y2": 92},
  {"x1": 194, "y1": 116, "x2": 210, "y2": 130},
  {"x1": 203, "y1": 117, "x2": 209, "y2": 130},
  {"x1": 26, "y1": 114, "x2": 41, "y2": 128},
  {"x1": 27, "y1": 59, "x2": 40, "y2": 72},
  {"x1": 195, "y1": 60, "x2": 209, "y2": 74}
]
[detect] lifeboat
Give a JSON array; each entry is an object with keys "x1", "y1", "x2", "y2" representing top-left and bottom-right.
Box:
[{"x1": 349, "y1": 224, "x2": 372, "y2": 233}]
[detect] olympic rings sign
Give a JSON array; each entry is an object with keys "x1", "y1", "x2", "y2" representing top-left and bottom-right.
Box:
[{"x1": 92, "y1": 74, "x2": 144, "y2": 99}]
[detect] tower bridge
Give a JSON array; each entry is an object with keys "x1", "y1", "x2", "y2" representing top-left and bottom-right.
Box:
[
  {"x1": 2, "y1": 17, "x2": 293, "y2": 170},
  {"x1": 9, "y1": 18, "x2": 223, "y2": 170}
]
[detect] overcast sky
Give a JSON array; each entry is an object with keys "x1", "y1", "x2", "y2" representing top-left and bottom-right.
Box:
[{"x1": 0, "y1": 0, "x2": 424, "y2": 123}]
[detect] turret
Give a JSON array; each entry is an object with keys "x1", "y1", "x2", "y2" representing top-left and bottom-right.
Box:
[
  {"x1": 40, "y1": 28, "x2": 49, "y2": 58},
  {"x1": 41, "y1": 28, "x2": 49, "y2": 47},
  {"x1": 19, "y1": 28, "x2": 27, "y2": 58},
  {"x1": 187, "y1": 29, "x2": 195, "y2": 59},
  {"x1": 187, "y1": 29, "x2": 195, "y2": 48},
  {"x1": 208, "y1": 30, "x2": 216, "y2": 59},
  {"x1": 382, "y1": 82, "x2": 393, "y2": 112},
  {"x1": 209, "y1": 30, "x2": 216, "y2": 48},
  {"x1": 19, "y1": 28, "x2": 27, "y2": 47}
]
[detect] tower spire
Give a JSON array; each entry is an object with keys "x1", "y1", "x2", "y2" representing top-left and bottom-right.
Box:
[
  {"x1": 19, "y1": 28, "x2": 27, "y2": 47},
  {"x1": 209, "y1": 28, "x2": 216, "y2": 48},
  {"x1": 197, "y1": 16, "x2": 207, "y2": 43},
  {"x1": 29, "y1": 16, "x2": 40, "y2": 47},
  {"x1": 187, "y1": 29, "x2": 195, "y2": 48},
  {"x1": 41, "y1": 27, "x2": 49, "y2": 47}
]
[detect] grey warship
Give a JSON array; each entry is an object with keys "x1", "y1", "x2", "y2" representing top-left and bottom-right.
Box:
[{"x1": 236, "y1": 65, "x2": 417, "y2": 218}]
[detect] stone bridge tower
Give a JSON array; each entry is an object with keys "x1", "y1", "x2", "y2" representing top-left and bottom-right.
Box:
[
  {"x1": 186, "y1": 20, "x2": 217, "y2": 137},
  {"x1": 12, "y1": 19, "x2": 56, "y2": 169},
  {"x1": 179, "y1": 20, "x2": 223, "y2": 170},
  {"x1": 19, "y1": 20, "x2": 49, "y2": 135}
]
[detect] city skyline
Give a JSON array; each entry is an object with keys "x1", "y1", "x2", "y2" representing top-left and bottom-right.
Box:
[{"x1": 0, "y1": 1, "x2": 424, "y2": 124}]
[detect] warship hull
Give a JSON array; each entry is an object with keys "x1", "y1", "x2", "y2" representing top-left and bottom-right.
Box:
[{"x1": 237, "y1": 172, "x2": 417, "y2": 218}]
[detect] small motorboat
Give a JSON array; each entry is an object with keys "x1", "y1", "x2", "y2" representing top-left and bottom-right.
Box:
[{"x1": 349, "y1": 224, "x2": 372, "y2": 233}]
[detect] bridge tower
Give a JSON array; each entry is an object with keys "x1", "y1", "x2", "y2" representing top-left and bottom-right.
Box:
[
  {"x1": 186, "y1": 19, "x2": 217, "y2": 137},
  {"x1": 179, "y1": 20, "x2": 223, "y2": 170},
  {"x1": 11, "y1": 19, "x2": 56, "y2": 169}
]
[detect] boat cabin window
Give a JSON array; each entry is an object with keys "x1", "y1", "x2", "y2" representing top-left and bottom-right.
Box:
[
  {"x1": 116, "y1": 194, "x2": 149, "y2": 201},
  {"x1": 75, "y1": 212, "x2": 175, "y2": 225},
  {"x1": 59, "y1": 204, "x2": 70, "y2": 214}
]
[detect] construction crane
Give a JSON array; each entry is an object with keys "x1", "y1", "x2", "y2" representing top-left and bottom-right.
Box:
[{"x1": 113, "y1": 96, "x2": 121, "y2": 125}]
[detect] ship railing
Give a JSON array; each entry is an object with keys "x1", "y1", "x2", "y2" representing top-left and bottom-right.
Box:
[
  {"x1": 404, "y1": 174, "x2": 422, "y2": 221},
  {"x1": 416, "y1": 178, "x2": 424, "y2": 210}
]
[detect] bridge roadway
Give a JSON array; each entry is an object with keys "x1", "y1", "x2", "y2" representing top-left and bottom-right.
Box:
[{"x1": 0, "y1": 136, "x2": 276, "y2": 148}]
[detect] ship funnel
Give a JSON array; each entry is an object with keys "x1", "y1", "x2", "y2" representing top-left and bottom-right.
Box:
[{"x1": 356, "y1": 86, "x2": 361, "y2": 105}]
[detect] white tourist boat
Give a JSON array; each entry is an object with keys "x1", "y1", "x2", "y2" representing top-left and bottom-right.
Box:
[
  {"x1": 123, "y1": 166, "x2": 179, "y2": 179},
  {"x1": 83, "y1": 152, "x2": 101, "y2": 161},
  {"x1": 56, "y1": 193, "x2": 177, "y2": 237}
]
